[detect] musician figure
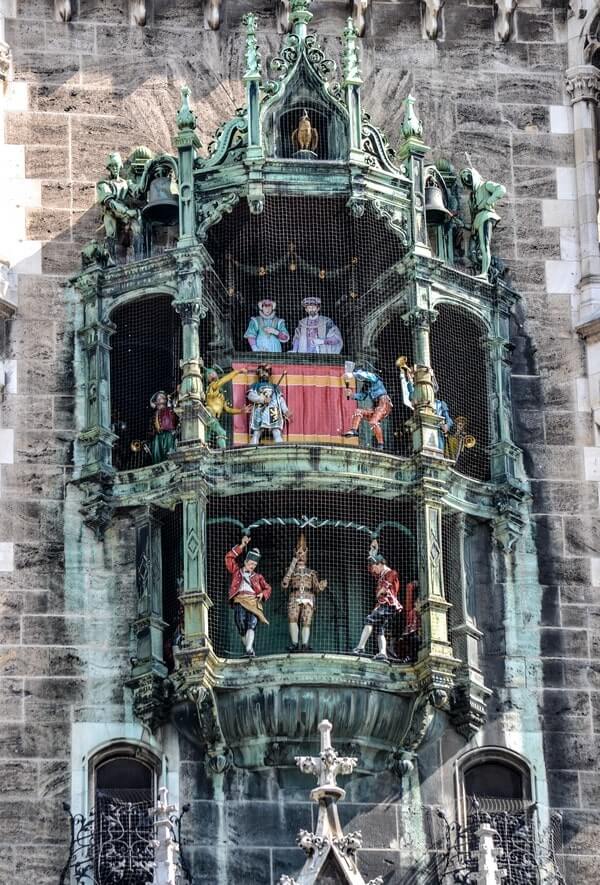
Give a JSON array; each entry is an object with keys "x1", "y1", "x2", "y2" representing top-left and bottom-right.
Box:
[{"x1": 224, "y1": 535, "x2": 272, "y2": 658}]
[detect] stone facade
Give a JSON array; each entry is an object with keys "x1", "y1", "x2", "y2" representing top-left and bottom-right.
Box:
[{"x1": 0, "y1": 1, "x2": 599, "y2": 884}]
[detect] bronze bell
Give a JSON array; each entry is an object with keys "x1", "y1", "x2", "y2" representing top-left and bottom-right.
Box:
[
  {"x1": 424, "y1": 182, "x2": 452, "y2": 224},
  {"x1": 142, "y1": 173, "x2": 179, "y2": 226}
]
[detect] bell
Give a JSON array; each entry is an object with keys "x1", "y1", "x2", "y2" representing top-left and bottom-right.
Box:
[
  {"x1": 425, "y1": 183, "x2": 452, "y2": 224},
  {"x1": 142, "y1": 174, "x2": 179, "y2": 226}
]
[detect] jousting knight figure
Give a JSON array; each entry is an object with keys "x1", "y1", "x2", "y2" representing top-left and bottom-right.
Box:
[
  {"x1": 247, "y1": 364, "x2": 292, "y2": 445},
  {"x1": 352, "y1": 539, "x2": 402, "y2": 661},
  {"x1": 292, "y1": 296, "x2": 343, "y2": 354},
  {"x1": 244, "y1": 299, "x2": 290, "y2": 353},
  {"x1": 150, "y1": 390, "x2": 178, "y2": 464},
  {"x1": 224, "y1": 534, "x2": 272, "y2": 657},
  {"x1": 281, "y1": 533, "x2": 328, "y2": 653},
  {"x1": 343, "y1": 363, "x2": 393, "y2": 451}
]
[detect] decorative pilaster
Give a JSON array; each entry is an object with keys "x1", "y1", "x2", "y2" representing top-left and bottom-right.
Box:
[
  {"x1": 484, "y1": 333, "x2": 522, "y2": 484},
  {"x1": 398, "y1": 95, "x2": 431, "y2": 257},
  {"x1": 402, "y1": 302, "x2": 445, "y2": 457},
  {"x1": 173, "y1": 250, "x2": 210, "y2": 447},
  {"x1": 179, "y1": 487, "x2": 212, "y2": 654},
  {"x1": 243, "y1": 14, "x2": 263, "y2": 162},
  {"x1": 565, "y1": 65, "x2": 600, "y2": 325},
  {"x1": 342, "y1": 18, "x2": 363, "y2": 162},
  {"x1": 75, "y1": 270, "x2": 117, "y2": 479},
  {"x1": 414, "y1": 476, "x2": 458, "y2": 698},
  {"x1": 132, "y1": 506, "x2": 168, "y2": 678},
  {"x1": 174, "y1": 86, "x2": 200, "y2": 249},
  {"x1": 448, "y1": 514, "x2": 490, "y2": 739}
]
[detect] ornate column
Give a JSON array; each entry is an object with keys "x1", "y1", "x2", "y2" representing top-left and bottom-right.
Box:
[
  {"x1": 242, "y1": 13, "x2": 265, "y2": 213},
  {"x1": 402, "y1": 300, "x2": 444, "y2": 457},
  {"x1": 178, "y1": 485, "x2": 213, "y2": 654},
  {"x1": 414, "y1": 476, "x2": 457, "y2": 697},
  {"x1": 565, "y1": 65, "x2": 600, "y2": 325},
  {"x1": 74, "y1": 270, "x2": 117, "y2": 480},
  {"x1": 128, "y1": 506, "x2": 170, "y2": 729},
  {"x1": 448, "y1": 514, "x2": 490, "y2": 739},
  {"x1": 341, "y1": 17, "x2": 363, "y2": 163},
  {"x1": 173, "y1": 250, "x2": 209, "y2": 447},
  {"x1": 485, "y1": 331, "x2": 522, "y2": 484},
  {"x1": 174, "y1": 86, "x2": 200, "y2": 249},
  {"x1": 398, "y1": 95, "x2": 431, "y2": 257}
]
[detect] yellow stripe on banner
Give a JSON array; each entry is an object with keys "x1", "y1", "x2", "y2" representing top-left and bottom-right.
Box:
[
  {"x1": 233, "y1": 433, "x2": 359, "y2": 446},
  {"x1": 232, "y1": 373, "x2": 348, "y2": 388}
]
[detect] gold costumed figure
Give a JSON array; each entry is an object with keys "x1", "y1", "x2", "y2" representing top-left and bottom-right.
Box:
[
  {"x1": 205, "y1": 367, "x2": 250, "y2": 449},
  {"x1": 292, "y1": 109, "x2": 319, "y2": 158},
  {"x1": 282, "y1": 533, "x2": 327, "y2": 652}
]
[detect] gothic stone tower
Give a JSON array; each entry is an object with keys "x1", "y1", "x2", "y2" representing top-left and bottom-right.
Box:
[{"x1": 0, "y1": 0, "x2": 598, "y2": 883}]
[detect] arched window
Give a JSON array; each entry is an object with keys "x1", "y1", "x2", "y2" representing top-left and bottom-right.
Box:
[
  {"x1": 457, "y1": 749, "x2": 536, "y2": 885},
  {"x1": 89, "y1": 744, "x2": 160, "y2": 885}
]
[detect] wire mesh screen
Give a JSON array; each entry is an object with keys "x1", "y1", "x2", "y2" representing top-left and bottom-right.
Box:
[
  {"x1": 442, "y1": 511, "x2": 463, "y2": 651},
  {"x1": 207, "y1": 196, "x2": 407, "y2": 355},
  {"x1": 110, "y1": 296, "x2": 182, "y2": 471},
  {"x1": 430, "y1": 304, "x2": 491, "y2": 481},
  {"x1": 162, "y1": 505, "x2": 183, "y2": 672},
  {"x1": 205, "y1": 491, "x2": 418, "y2": 660}
]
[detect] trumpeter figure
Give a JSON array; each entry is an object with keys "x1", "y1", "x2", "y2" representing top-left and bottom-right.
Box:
[
  {"x1": 352, "y1": 539, "x2": 402, "y2": 661},
  {"x1": 282, "y1": 533, "x2": 328, "y2": 653},
  {"x1": 225, "y1": 534, "x2": 272, "y2": 658}
]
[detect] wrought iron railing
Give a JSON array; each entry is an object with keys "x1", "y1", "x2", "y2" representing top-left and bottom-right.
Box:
[
  {"x1": 59, "y1": 799, "x2": 192, "y2": 885},
  {"x1": 428, "y1": 798, "x2": 567, "y2": 885}
]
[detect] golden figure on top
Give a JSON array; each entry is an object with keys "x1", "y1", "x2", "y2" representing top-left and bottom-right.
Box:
[{"x1": 292, "y1": 110, "x2": 319, "y2": 157}]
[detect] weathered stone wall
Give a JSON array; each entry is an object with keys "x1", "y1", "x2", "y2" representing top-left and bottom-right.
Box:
[{"x1": 1, "y1": 0, "x2": 599, "y2": 884}]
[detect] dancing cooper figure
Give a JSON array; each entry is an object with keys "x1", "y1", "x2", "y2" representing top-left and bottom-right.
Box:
[
  {"x1": 225, "y1": 535, "x2": 272, "y2": 658},
  {"x1": 282, "y1": 533, "x2": 327, "y2": 653},
  {"x1": 352, "y1": 539, "x2": 402, "y2": 661},
  {"x1": 343, "y1": 363, "x2": 393, "y2": 451}
]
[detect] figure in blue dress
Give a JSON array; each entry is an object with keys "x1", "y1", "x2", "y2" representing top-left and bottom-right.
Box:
[{"x1": 244, "y1": 299, "x2": 290, "y2": 352}]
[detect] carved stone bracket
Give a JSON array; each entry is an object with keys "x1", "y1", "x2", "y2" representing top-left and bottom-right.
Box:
[
  {"x1": 55, "y1": 0, "x2": 72, "y2": 21},
  {"x1": 492, "y1": 483, "x2": 529, "y2": 551},
  {"x1": 204, "y1": 0, "x2": 221, "y2": 29},
  {"x1": 196, "y1": 192, "x2": 240, "y2": 240},
  {"x1": 79, "y1": 477, "x2": 115, "y2": 538},
  {"x1": 421, "y1": 0, "x2": 445, "y2": 40},
  {"x1": 130, "y1": 671, "x2": 173, "y2": 732},
  {"x1": 565, "y1": 64, "x2": 600, "y2": 104},
  {"x1": 348, "y1": 0, "x2": 371, "y2": 37},
  {"x1": 494, "y1": 0, "x2": 518, "y2": 43},
  {"x1": 450, "y1": 675, "x2": 490, "y2": 740},
  {"x1": 189, "y1": 684, "x2": 234, "y2": 773}
]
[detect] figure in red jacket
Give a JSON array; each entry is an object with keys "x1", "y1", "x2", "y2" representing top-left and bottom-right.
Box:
[
  {"x1": 225, "y1": 534, "x2": 272, "y2": 657},
  {"x1": 352, "y1": 538, "x2": 402, "y2": 661}
]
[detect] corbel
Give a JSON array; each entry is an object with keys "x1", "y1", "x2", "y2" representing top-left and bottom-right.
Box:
[
  {"x1": 54, "y1": 0, "x2": 72, "y2": 22},
  {"x1": 420, "y1": 0, "x2": 445, "y2": 39},
  {"x1": 130, "y1": 0, "x2": 147, "y2": 26},
  {"x1": 204, "y1": 0, "x2": 221, "y2": 30},
  {"x1": 494, "y1": 0, "x2": 518, "y2": 42},
  {"x1": 348, "y1": 0, "x2": 370, "y2": 37}
]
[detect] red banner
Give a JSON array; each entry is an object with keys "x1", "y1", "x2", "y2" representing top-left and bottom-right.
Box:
[{"x1": 231, "y1": 361, "x2": 358, "y2": 446}]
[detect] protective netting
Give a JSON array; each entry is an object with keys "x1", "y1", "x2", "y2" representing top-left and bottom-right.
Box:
[
  {"x1": 110, "y1": 296, "x2": 181, "y2": 471},
  {"x1": 162, "y1": 505, "x2": 183, "y2": 672},
  {"x1": 203, "y1": 490, "x2": 419, "y2": 660},
  {"x1": 431, "y1": 304, "x2": 492, "y2": 481}
]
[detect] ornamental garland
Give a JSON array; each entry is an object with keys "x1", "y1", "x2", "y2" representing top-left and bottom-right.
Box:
[{"x1": 208, "y1": 514, "x2": 414, "y2": 540}]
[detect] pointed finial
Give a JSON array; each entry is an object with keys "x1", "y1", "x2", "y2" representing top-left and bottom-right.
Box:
[
  {"x1": 290, "y1": 0, "x2": 313, "y2": 36},
  {"x1": 318, "y1": 719, "x2": 333, "y2": 752},
  {"x1": 176, "y1": 85, "x2": 197, "y2": 132},
  {"x1": 342, "y1": 17, "x2": 362, "y2": 86},
  {"x1": 242, "y1": 13, "x2": 262, "y2": 82},
  {"x1": 401, "y1": 93, "x2": 423, "y2": 141}
]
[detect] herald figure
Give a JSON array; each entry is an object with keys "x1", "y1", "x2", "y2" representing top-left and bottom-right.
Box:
[
  {"x1": 150, "y1": 390, "x2": 178, "y2": 464},
  {"x1": 352, "y1": 539, "x2": 402, "y2": 661},
  {"x1": 225, "y1": 535, "x2": 272, "y2": 657}
]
